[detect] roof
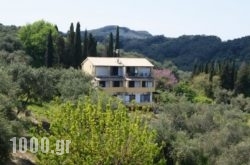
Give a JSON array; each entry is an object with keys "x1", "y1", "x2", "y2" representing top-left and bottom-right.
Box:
[{"x1": 82, "y1": 57, "x2": 154, "y2": 67}]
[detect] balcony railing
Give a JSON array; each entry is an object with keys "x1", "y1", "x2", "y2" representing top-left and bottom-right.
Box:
[
  {"x1": 126, "y1": 87, "x2": 155, "y2": 93},
  {"x1": 99, "y1": 86, "x2": 155, "y2": 94},
  {"x1": 100, "y1": 87, "x2": 126, "y2": 93}
]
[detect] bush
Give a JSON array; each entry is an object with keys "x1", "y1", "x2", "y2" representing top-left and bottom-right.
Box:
[
  {"x1": 152, "y1": 102, "x2": 250, "y2": 165},
  {"x1": 7, "y1": 65, "x2": 92, "y2": 104},
  {"x1": 0, "y1": 113, "x2": 13, "y2": 164},
  {"x1": 35, "y1": 95, "x2": 161, "y2": 164},
  {"x1": 56, "y1": 68, "x2": 92, "y2": 101}
]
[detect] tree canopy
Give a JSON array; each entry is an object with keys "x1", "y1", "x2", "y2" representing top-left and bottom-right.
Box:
[{"x1": 18, "y1": 20, "x2": 58, "y2": 66}]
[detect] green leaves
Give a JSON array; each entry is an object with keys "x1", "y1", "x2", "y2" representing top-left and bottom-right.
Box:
[
  {"x1": 36, "y1": 95, "x2": 161, "y2": 165},
  {"x1": 18, "y1": 20, "x2": 58, "y2": 67}
]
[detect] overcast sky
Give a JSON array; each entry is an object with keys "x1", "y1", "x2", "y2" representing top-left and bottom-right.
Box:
[{"x1": 0, "y1": 0, "x2": 249, "y2": 40}]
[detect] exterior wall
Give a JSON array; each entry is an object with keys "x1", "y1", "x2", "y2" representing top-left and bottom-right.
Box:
[
  {"x1": 82, "y1": 58, "x2": 155, "y2": 103},
  {"x1": 116, "y1": 92, "x2": 153, "y2": 103},
  {"x1": 82, "y1": 60, "x2": 93, "y2": 75},
  {"x1": 135, "y1": 94, "x2": 140, "y2": 103}
]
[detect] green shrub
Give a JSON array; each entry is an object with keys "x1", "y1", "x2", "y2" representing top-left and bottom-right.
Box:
[{"x1": 35, "y1": 95, "x2": 162, "y2": 165}]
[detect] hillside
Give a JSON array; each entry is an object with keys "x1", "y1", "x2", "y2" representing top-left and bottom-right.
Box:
[
  {"x1": 1, "y1": 22, "x2": 250, "y2": 165},
  {"x1": 1, "y1": 23, "x2": 250, "y2": 71},
  {"x1": 121, "y1": 35, "x2": 250, "y2": 70},
  {"x1": 87, "y1": 25, "x2": 152, "y2": 41},
  {"x1": 88, "y1": 25, "x2": 250, "y2": 70}
]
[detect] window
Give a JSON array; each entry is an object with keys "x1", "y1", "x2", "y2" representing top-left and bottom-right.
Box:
[
  {"x1": 113, "y1": 81, "x2": 120, "y2": 87},
  {"x1": 111, "y1": 67, "x2": 119, "y2": 76},
  {"x1": 129, "y1": 94, "x2": 135, "y2": 102},
  {"x1": 99, "y1": 81, "x2": 106, "y2": 87},
  {"x1": 135, "y1": 81, "x2": 140, "y2": 87},
  {"x1": 142, "y1": 81, "x2": 153, "y2": 88},
  {"x1": 126, "y1": 67, "x2": 137, "y2": 76},
  {"x1": 147, "y1": 81, "x2": 153, "y2": 87},
  {"x1": 128, "y1": 81, "x2": 135, "y2": 87},
  {"x1": 140, "y1": 93, "x2": 150, "y2": 102},
  {"x1": 138, "y1": 67, "x2": 150, "y2": 77}
]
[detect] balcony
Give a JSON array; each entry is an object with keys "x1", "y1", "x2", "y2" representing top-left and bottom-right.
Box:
[
  {"x1": 100, "y1": 87, "x2": 126, "y2": 93},
  {"x1": 126, "y1": 87, "x2": 155, "y2": 93}
]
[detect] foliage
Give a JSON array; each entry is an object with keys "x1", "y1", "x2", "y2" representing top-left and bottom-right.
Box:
[
  {"x1": 55, "y1": 32, "x2": 65, "y2": 66},
  {"x1": 153, "y1": 69, "x2": 178, "y2": 90},
  {"x1": 122, "y1": 35, "x2": 222, "y2": 70},
  {"x1": 7, "y1": 65, "x2": 92, "y2": 104},
  {"x1": 0, "y1": 67, "x2": 26, "y2": 164},
  {"x1": 0, "y1": 24, "x2": 22, "y2": 52},
  {"x1": 8, "y1": 65, "x2": 59, "y2": 104},
  {"x1": 0, "y1": 113, "x2": 12, "y2": 164},
  {"x1": 36, "y1": 95, "x2": 161, "y2": 165},
  {"x1": 235, "y1": 62, "x2": 250, "y2": 97},
  {"x1": 87, "y1": 33, "x2": 97, "y2": 56},
  {"x1": 74, "y1": 22, "x2": 83, "y2": 68},
  {"x1": 152, "y1": 102, "x2": 250, "y2": 165},
  {"x1": 173, "y1": 82, "x2": 197, "y2": 102},
  {"x1": 82, "y1": 30, "x2": 88, "y2": 60},
  {"x1": 0, "y1": 50, "x2": 32, "y2": 66},
  {"x1": 190, "y1": 73, "x2": 221, "y2": 100},
  {"x1": 0, "y1": 68, "x2": 19, "y2": 116},
  {"x1": 56, "y1": 68, "x2": 92, "y2": 100},
  {"x1": 120, "y1": 34, "x2": 250, "y2": 71},
  {"x1": 191, "y1": 60, "x2": 250, "y2": 99},
  {"x1": 18, "y1": 20, "x2": 58, "y2": 66},
  {"x1": 107, "y1": 32, "x2": 114, "y2": 57},
  {"x1": 45, "y1": 30, "x2": 54, "y2": 67},
  {"x1": 114, "y1": 26, "x2": 120, "y2": 56}
]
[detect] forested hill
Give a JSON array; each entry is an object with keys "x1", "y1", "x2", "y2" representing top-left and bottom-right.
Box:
[
  {"x1": 90, "y1": 26, "x2": 250, "y2": 70},
  {"x1": 87, "y1": 25, "x2": 153, "y2": 40},
  {"x1": 1, "y1": 23, "x2": 250, "y2": 71},
  {"x1": 120, "y1": 35, "x2": 250, "y2": 70}
]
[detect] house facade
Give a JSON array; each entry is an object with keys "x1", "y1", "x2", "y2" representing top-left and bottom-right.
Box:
[{"x1": 82, "y1": 57, "x2": 155, "y2": 103}]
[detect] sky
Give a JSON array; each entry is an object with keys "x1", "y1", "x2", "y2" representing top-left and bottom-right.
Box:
[{"x1": 0, "y1": 0, "x2": 249, "y2": 41}]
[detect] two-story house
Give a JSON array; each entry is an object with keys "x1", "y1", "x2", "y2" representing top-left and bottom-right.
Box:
[{"x1": 81, "y1": 57, "x2": 155, "y2": 103}]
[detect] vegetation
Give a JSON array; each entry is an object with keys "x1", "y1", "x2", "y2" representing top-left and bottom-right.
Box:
[
  {"x1": 18, "y1": 20, "x2": 58, "y2": 67},
  {"x1": 35, "y1": 95, "x2": 161, "y2": 165},
  {"x1": 1, "y1": 21, "x2": 250, "y2": 165},
  {"x1": 120, "y1": 35, "x2": 250, "y2": 71},
  {"x1": 107, "y1": 32, "x2": 114, "y2": 57}
]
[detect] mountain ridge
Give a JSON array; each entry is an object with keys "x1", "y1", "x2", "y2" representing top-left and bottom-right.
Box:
[
  {"x1": 86, "y1": 25, "x2": 152, "y2": 40},
  {"x1": 86, "y1": 25, "x2": 250, "y2": 70}
]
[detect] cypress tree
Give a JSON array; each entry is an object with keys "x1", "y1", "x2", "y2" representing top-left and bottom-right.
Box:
[
  {"x1": 54, "y1": 25, "x2": 59, "y2": 32},
  {"x1": 56, "y1": 35, "x2": 65, "y2": 66},
  {"x1": 45, "y1": 30, "x2": 54, "y2": 67},
  {"x1": 192, "y1": 62, "x2": 199, "y2": 77},
  {"x1": 114, "y1": 26, "x2": 120, "y2": 57},
  {"x1": 83, "y1": 29, "x2": 88, "y2": 60},
  {"x1": 65, "y1": 23, "x2": 75, "y2": 67},
  {"x1": 107, "y1": 33, "x2": 114, "y2": 57},
  {"x1": 235, "y1": 62, "x2": 250, "y2": 96},
  {"x1": 54, "y1": 25, "x2": 65, "y2": 66},
  {"x1": 87, "y1": 33, "x2": 97, "y2": 57},
  {"x1": 220, "y1": 60, "x2": 236, "y2": 90},
  {"x1": 209, "y1": 62, "x2": 215, "y2": 82},
  {"x1": 74, "y1": 22, "x2": 82, "y2": 68},
  {"x1": 204, "y1": 62, "x2": 209, "y2": 74}
]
